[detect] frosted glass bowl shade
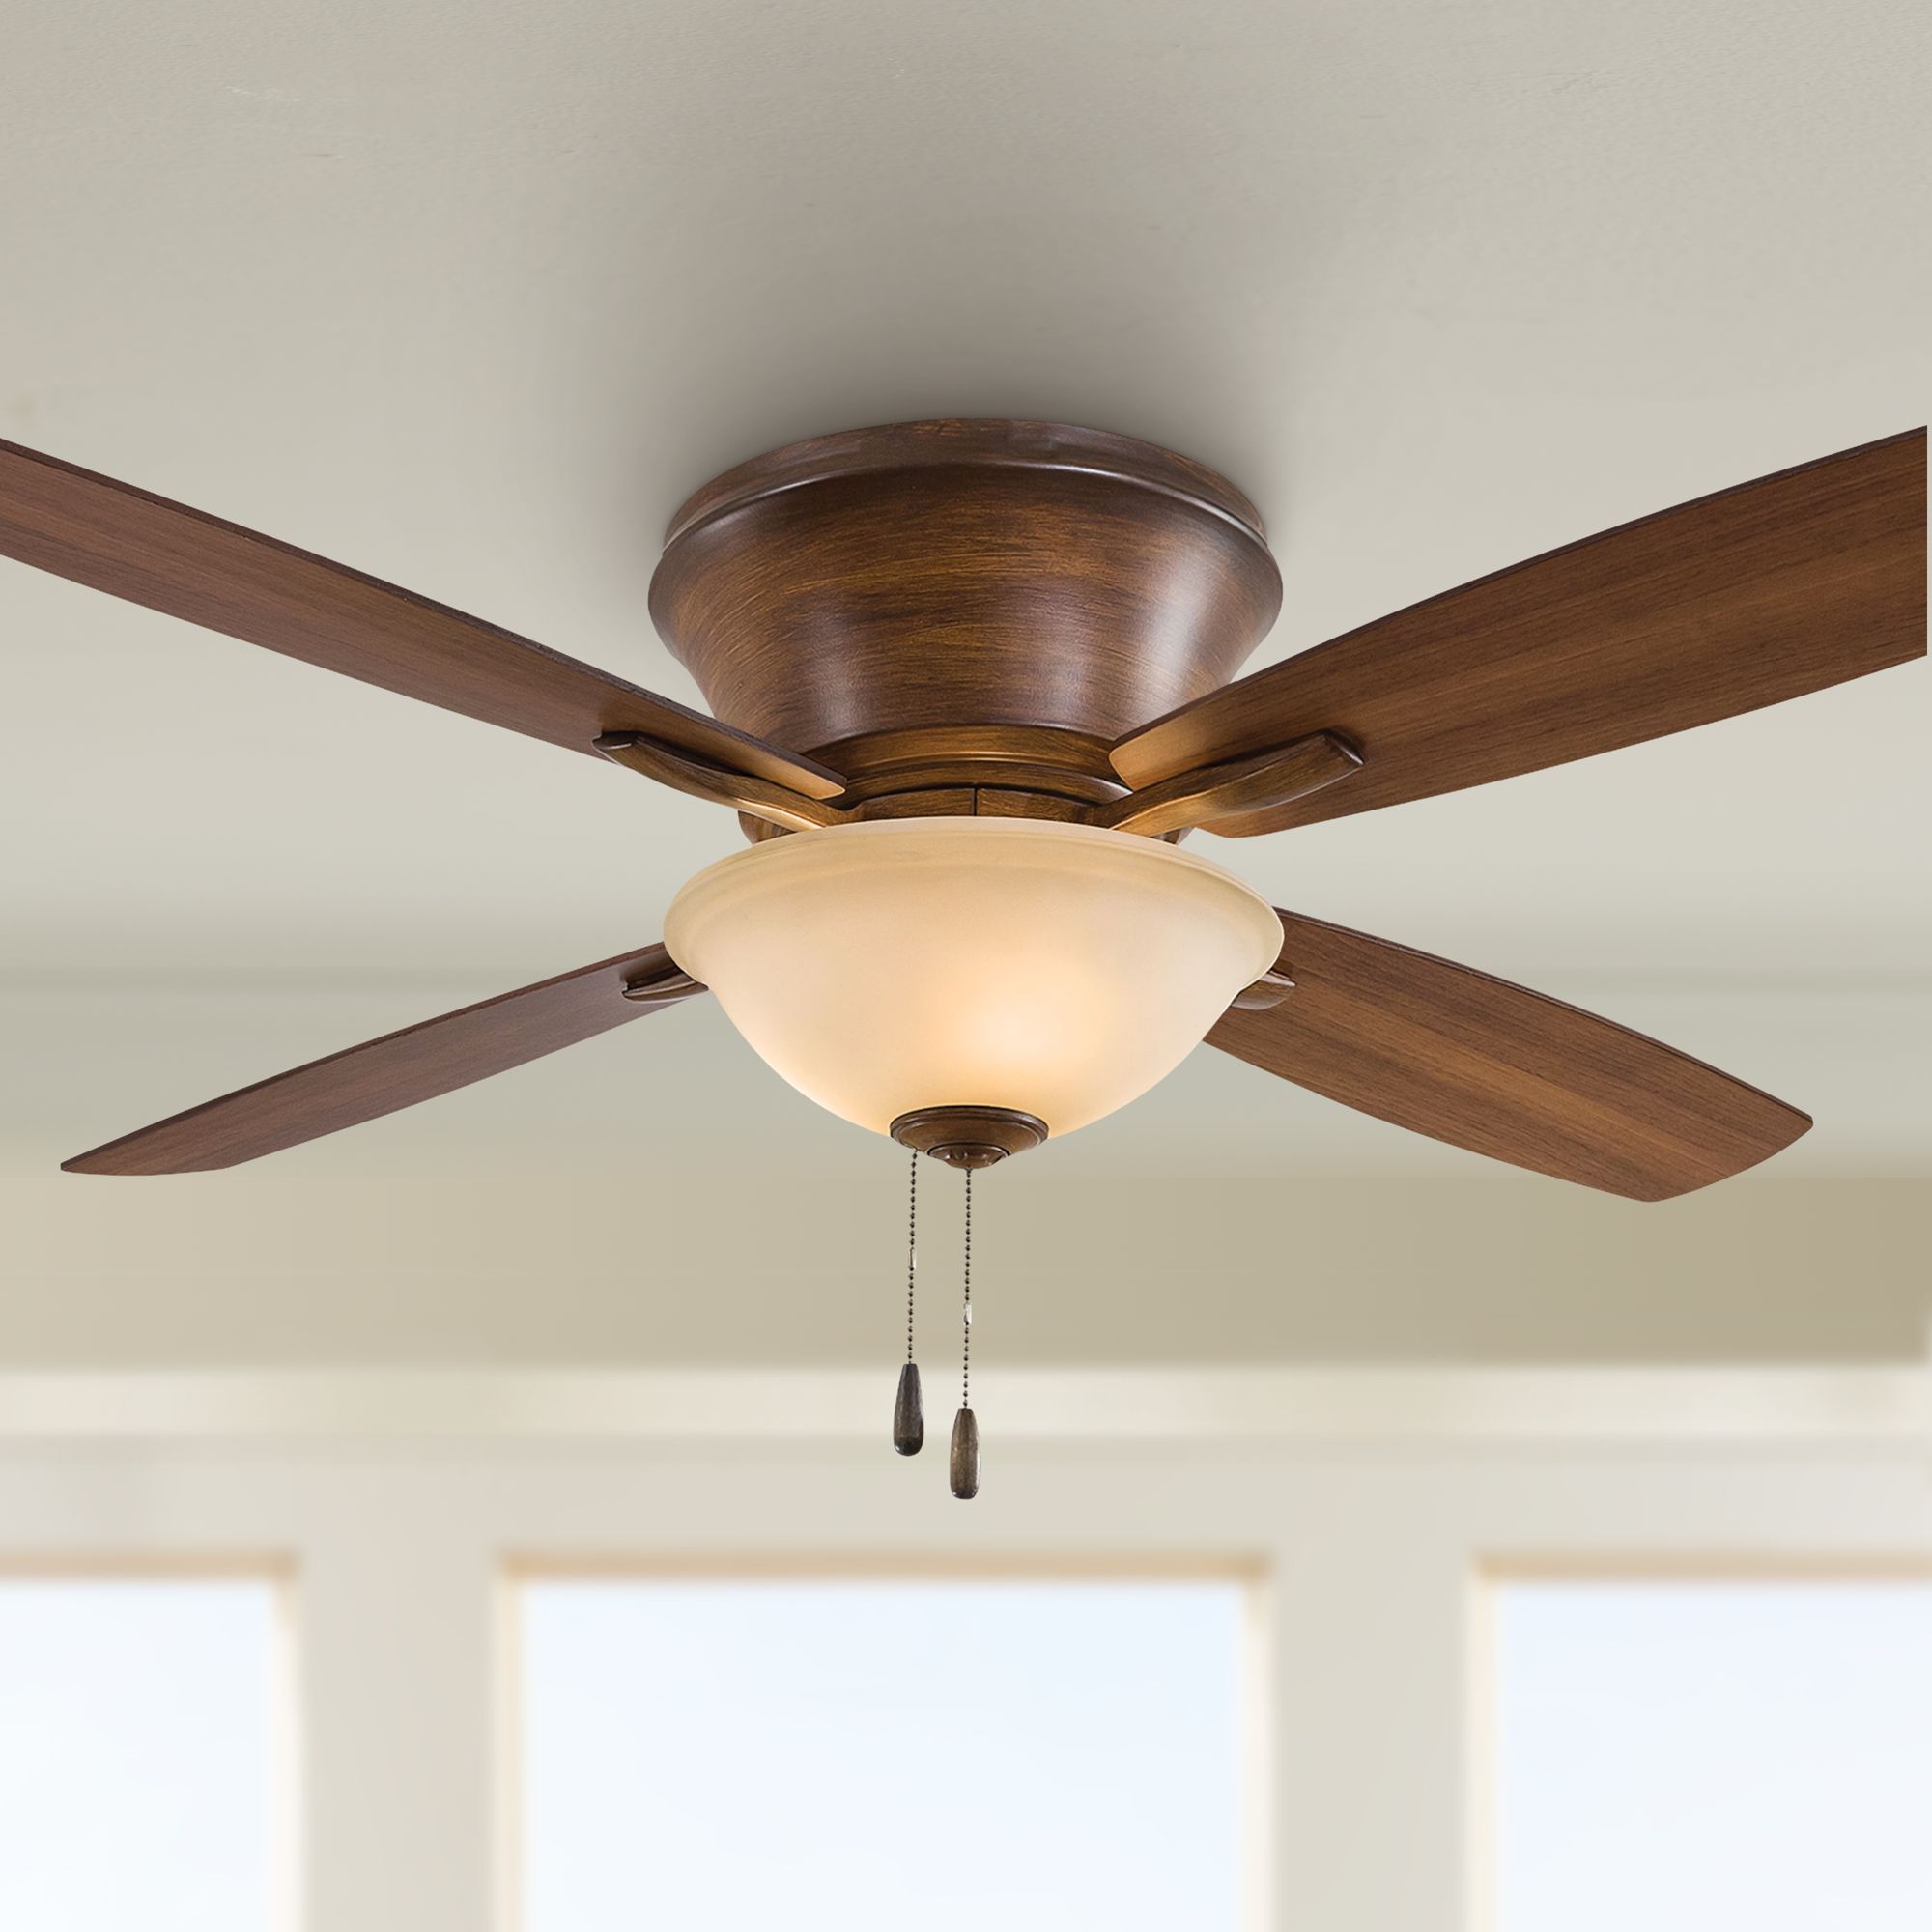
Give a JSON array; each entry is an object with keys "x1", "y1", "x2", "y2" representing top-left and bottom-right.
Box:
[{"x1": 663, "y1": 817, "x2": 1282, "y2": 1140}]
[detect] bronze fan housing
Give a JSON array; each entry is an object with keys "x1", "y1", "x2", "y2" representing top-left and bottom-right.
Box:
[
  {"x1": 1, "y1": 417, "x2": 1924, "y2": 1197},
  {"x1": 644, "y1": 420, "x2": 1286, "y2": 838}
]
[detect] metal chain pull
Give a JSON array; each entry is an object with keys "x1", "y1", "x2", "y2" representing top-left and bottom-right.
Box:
[
  {"x1": 950, "y1": 1165, "x2": 980, "y2": 1498},
  {"x1": 892, "y1": 1148, "x2": 923, "y2": 1456},
  {"x1": 907, "y1": 1146, "x2": 919, "y2": 1366}
]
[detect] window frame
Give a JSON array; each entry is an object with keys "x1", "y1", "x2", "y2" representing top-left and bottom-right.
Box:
[{"x1": 0, "y1": 1363, "x2": 1927, "y2": 1932}]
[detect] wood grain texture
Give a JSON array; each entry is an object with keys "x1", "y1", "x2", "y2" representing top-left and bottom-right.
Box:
[
  {"x1": 0, "y1": 437, "x2": 843, "y2": 797},
  {"x1": 1115, "y1": 430, "x2": 1927, "y2": 829},
  {"x1": 1209, "y1": 912, "x2": 1810, "y2": 1199},
  {"x1": 63, "y1": 943, "x2": 705, "y2": 1175},
  {"x1": 650, "y1": 419, "x2": 1282, "y2": 753}
]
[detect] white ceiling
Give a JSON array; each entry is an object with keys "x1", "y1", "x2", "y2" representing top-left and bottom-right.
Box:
[{"x1": 2, "y1": 0, "x2": 1927, "y2": 1209}]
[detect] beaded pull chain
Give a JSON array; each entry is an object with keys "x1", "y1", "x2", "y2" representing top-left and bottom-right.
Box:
[
  {"x1": 950, "y1": 1165, "x2": 980, "y2": 1499},
  {"x1": 891, "y1": 1148, "x2": 924, "y2": 1456}
]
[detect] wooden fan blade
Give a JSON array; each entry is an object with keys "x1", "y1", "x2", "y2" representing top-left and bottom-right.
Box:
[
  {"x1": 1208, "y1": 912, "x2": 1809, "y2": 1199},
  {"x1": 1114, "y1": 430, "x2": 1926, "y2": 831},
  {"x1": 62, "y1": 946, "x2": 704, "y2": 1175},
  {"x1": 0, "y1": 439, "x2": 844, "y2": 798}
]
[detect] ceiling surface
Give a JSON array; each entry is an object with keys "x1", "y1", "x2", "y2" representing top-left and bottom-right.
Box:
[{"x1": 1, "y1": 0, "x2": 1926, "y2": 1362}]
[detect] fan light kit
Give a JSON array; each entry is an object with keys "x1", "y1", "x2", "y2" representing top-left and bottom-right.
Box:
[
  {"x1": 665, "y1": 816, "x2": 1283, "y2": 1150},
  {"x1": 2, "y1": 416, "x2": 1924, "y2": 1494}
]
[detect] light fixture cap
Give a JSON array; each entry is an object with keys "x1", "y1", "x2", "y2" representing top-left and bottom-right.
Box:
[{"x1": 890, "y1": 1106, "x2": 1050, "y2": 1169}]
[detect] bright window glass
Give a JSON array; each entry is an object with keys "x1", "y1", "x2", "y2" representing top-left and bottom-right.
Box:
[
  {"x1": 519, "y1": 1577, "x2": 1249, "y2": 1932},
  {"x1": 1492, "y1": 1577, "x2": 1932, "y2": 1932},
  {"x1": 0, "y1": 1575, "x2": 290, "y2": 1932}
]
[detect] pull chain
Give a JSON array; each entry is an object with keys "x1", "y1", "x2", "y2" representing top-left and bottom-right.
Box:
[
  {"x1": 950, "y1": 1165, "x2": 980, "y2": 1499},
  {"x1": 892, "y1": 1149, "x2": 924, "y2": 1456},
  {"x1": 961, "y1": 1166, "x2": 972, "y2": 1407}
]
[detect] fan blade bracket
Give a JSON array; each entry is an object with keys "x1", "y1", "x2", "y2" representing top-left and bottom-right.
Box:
[
  {"x1": 1092, "y1": 731, "x2": 1362, "y2": 838},
  {"x1": 620, "y1": 960, "x2": 706, "y2": 1006},
  {"x1": 596, "y1": 732, "x2": 852, "y2": 833},
  {"x1": 1228, "y1": 967, "x2": 1296, "y2": 1011}
]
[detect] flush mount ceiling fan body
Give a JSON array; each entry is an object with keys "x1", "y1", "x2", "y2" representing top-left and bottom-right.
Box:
[{"x1": 3, "y1": 417, "x2": 1923, "y2": 1197}]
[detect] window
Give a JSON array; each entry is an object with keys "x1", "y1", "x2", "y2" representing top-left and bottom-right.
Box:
[
  {"x1": 1489, "y1": 1575, "x2": 1932, "y2": 1932},
  {"x1": 0, "y1": 1571, "x2": 293, "y2": 1932},
  {"x1": 516, "y1": 1572, "x2": 1253, "y2": 1932}
]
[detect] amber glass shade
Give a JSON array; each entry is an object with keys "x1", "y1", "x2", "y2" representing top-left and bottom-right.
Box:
[{"x1": 664, "y1": 818, "x2": 1280, "y2": 1140}]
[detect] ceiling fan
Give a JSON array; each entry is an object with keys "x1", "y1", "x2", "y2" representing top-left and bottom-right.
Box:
[{"x1": 2, "y1": 417, "x2": 1923, "y2": 1199}]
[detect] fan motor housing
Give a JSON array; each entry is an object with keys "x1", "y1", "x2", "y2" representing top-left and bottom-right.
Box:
[{"x1": 648, "y1": 419, "x2": 1283, "y2": 838}]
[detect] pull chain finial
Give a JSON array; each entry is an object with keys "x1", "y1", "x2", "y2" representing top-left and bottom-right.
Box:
[
  {"x1": 950, "y1": 1165, "x2": 980, "y2": 1498},
  {"x1": 892, "y1": 1148, "x2": 924, "y2": 1455}
]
